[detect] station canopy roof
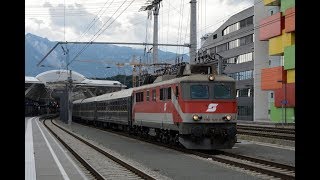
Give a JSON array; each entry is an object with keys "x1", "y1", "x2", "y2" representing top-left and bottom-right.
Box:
[{"x1": 25, "y1": 70, "x2": 126, "y2": 102}]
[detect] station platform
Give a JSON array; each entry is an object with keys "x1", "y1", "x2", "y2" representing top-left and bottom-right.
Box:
[{"x1": 25, "y1": 117, "x2": 88, "y2": 180}]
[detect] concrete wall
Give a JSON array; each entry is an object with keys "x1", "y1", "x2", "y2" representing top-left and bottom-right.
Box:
[{"x1": 253, "y1": 0, "x2": 271, "y2": 122}]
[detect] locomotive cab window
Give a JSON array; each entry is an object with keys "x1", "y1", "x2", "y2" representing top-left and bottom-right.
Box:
[
  {"x1": 136, "y1": 92, "x2": 144, "y2": 102},
  {"x1": 213, "y1": 83, "x2": 235, "y2": 99},
  {"x1": 160, "y1": 88, "x2": 164, "y2": 100},
  {"x1": 146, "y1": 90, "x2": 150, "y2": 101},
  {"x1": 167, "y1": 87, "x2": 171, "y2": 99},
  {"x1": 190, "y1": 85, "x2": 209, "y2": 99},
  {"x1": 152, "y1": 89, "x2": 156, "y2": 101}
]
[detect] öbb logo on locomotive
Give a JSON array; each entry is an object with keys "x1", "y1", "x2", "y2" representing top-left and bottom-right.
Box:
[{"x1": 206, "y1": 103, "x2": 218, "y2": 112}]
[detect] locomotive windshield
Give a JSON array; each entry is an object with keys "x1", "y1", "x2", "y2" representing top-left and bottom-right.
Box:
[
  {"x1": 213, "y1": 83, "x2": 233, "y2": 99},
  {"x1": 181, "y1": 82, "x2": 235, "y2": 100},
  {"x1": 190, "y1": 85, "x2": 209, "y2": 99}
]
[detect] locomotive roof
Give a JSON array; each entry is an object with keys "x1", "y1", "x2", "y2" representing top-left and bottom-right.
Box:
[
  {"x1": 133, "y1": 74, "x2": 235, "y2": 91},
  {"x1": 95, "y1": 88, "x2": 133, "y2": 102}
]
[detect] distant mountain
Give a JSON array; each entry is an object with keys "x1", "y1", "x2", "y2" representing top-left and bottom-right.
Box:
[{"x1": 25, "y1": 33, "x2": 189, "y2": 78}]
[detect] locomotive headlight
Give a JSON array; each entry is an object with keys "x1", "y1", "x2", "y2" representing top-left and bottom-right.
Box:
[
  {"x1": 193, "y1": 114, "x2": 202, "y2": 121},
  {"x1": 225, "y1": 115, "x2": 232, "y2": 120},
  {"x1": 208, "y1": 74, "x2": 215, "y2": 81}
]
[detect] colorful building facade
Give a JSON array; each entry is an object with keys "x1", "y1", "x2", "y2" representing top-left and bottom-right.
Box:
[{"x1": 259, "y1": 0, "x2": 295, "y2": 123}]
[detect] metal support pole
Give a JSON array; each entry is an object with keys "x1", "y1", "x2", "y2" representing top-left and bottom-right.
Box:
[
  {"x1": 190, "y1": 0, "x2": 197, "y2": 64},
  {"x1": 218, "y1": 58, "x2": 223, "y2": 75},
  {"x1": 65, "y1": 45, "x2": 72, "y2": 125},
  {"x1": 68, "y1": 83, "x2": 72, "y2": 125},
  {"x1": 153, "y1": 5, "x2": 159, "y2": 65},
  {"x1": 281, "y1": 103, "x2": 284, "y2": 125},
  {"x1": 284, "y1": 82, "x2": 287, "y2": 124}
]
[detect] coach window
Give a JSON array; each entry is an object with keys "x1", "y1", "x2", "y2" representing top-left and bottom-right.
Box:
[
  {"x1": 146, "y1": 90, "x2": 150, "y2": 101},
  {"x1": 152, "y1": 89, "x2": 156, "y2": 101},
  {"x1": 167, "y1": 87, "x2": 172, "y2": 99}
]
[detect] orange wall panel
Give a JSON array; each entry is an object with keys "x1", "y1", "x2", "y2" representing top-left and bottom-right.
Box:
[
  {"x1": 285, "y1": 7, "x2": 295, "y2": 33},
  {"x1": 274, "y1": 83, "x2": 295, "y2": 107},
  {"x1": 259, "y1": 12, "x2": 282, "y2": 40},
  {"x1": 261, "y1": 66, "x2": 286, "y2": 90}
]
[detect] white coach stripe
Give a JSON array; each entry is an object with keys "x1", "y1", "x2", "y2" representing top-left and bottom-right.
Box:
[
  {"x1": 39, "y1": 119, "x2": 88, "y2": 180},
  {"x1": 25, "y1": 117, "x2": 37, "y2": 180},
  {"x1": 35, "y1": 118, "x2": 70, "y2": 180}
]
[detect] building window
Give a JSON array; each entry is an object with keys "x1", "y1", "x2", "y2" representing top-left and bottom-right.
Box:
[
  {"x1": 213, "y1": 34, "x2": 217, "y2": 39},
  {"x1": 222, "y1": 22, "x2": 240, "y2": 36},
  {"x1": 238, "y1": 106, "x2": 253, "y2": 116},
  {"x1": 229, "y1": 39, "x2": 240, "y2": 49},
  {"x1": 240, "y1": 34, "x2": 253, "y2": 46},
  {"x1": 224, "y1": 52, "x2": 253, "y2": 65},
  {"x1": 239, "y1": 88, "x2": 249, "y2": 97},
  {"x1": 236, "y1": 89, "x2": 239, "y2": 97},
  {"x1": 228, "y1": 70, "x2": 253, "y2": 81},
  {"x1": 239, "y1": 16, "x2": 253, "y2": 28},
  {"x1": 227, "y1": 57, "x2": 237, "y2": 64},
  {"x1": 248, "y1": 88, "x2": 253, "y2": 97},
  {"x1": 271, "y1": 92, "x2": 274, "y2": 98},
  {"x1": 280, "y1": 56, "x2": 284, "y2": 66},
  {"x1": 237, "y1": 52, "x2": 253, "y2": 64},
  {"x1": 216, "y1": 43, "x2": 228, "y2": 53}
]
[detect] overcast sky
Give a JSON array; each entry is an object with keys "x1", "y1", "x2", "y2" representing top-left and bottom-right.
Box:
[{"x1": 25, "y1": 0, "x2": 253, "y2": 54}]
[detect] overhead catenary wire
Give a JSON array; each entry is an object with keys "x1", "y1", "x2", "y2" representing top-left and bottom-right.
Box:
[
  {"x1": 36, "y1": 0, "x2": 274, "y2": 68},
  {"x1": 68, "y1": 0, "x2": 114, "y2": 51},
  {"x1": 68, "y1": 0, "x2": 136, "y2": 67}
]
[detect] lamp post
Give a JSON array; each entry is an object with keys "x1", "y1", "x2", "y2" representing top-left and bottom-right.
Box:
[{"x1": 277, "y1": 80, "x2": 287, "y2": 124}]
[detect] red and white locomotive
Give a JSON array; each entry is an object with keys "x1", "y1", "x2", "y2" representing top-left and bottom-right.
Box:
[{"x1": 73, "y1": 64, "x2": 237, "y2": 149}]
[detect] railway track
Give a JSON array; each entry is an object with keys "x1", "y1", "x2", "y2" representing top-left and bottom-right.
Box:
[
  {"x1": 237, "y1": 125, "x2": 295, "y2": 134},
  {"x1": 71, "y1": 120, "x2": 295, "y2": 179},
  {"x1": 43, "y1": 118, "x2": 155, "y2": 180},
  {"x1": 236, "y1": 125, "x2": 295, "y2": 141},
  {"x1": 199, "y1": 150, "x2": 295, "y2": 180}
]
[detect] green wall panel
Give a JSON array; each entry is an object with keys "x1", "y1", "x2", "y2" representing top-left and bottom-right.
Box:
[
  {"x1": 284, "y1": 45, "x2": 295, "y2": 70},
  {"x1": 270, "y1": 102, "x2": 295, "y2": 123},
  {"x1": 281, "y1": 0, "x2": 295, "y2": 12}
]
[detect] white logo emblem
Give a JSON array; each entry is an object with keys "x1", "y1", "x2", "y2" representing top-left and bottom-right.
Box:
[{"x1": 206, "y1": 103, "x2": 218, "y2": 112}]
